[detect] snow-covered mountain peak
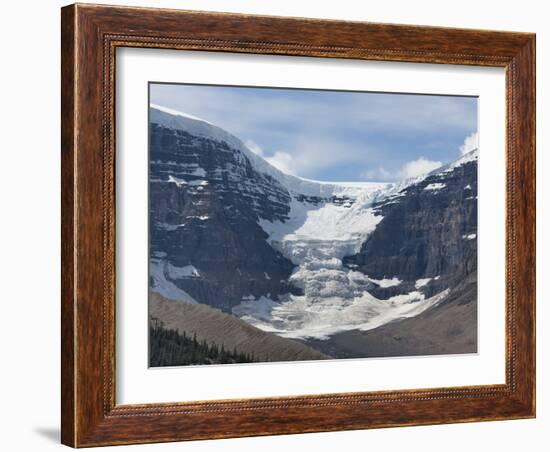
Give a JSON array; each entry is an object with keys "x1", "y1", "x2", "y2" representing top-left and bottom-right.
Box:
[
  {"x1": 150, "y1": 104, "x2": 213, "y2": 124},
  {"x1": 436, "y1": 148, "x2": 478, "y2": 175},
  {"x1": 150, "y1": 105, "x2": 391, "y2": 200},
  {"x1": 150, "y1": 104, "x2": 477, "y2": 209},
  {"x1": 150, "y1": 104, "x2": 245, "y2": 152}
]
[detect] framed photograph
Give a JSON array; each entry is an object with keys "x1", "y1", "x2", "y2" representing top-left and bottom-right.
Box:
[{"x1": 61, "y1": 4, "x2": 536, "y2": 447}]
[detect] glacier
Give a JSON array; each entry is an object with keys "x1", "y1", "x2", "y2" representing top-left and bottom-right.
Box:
[{"x1": 236, "y1": 187, "x2": 450, "y2": 340}]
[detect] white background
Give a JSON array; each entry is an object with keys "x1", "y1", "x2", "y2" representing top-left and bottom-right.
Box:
[
  {"x1": 0, "y1": 0, "x2": 546, "y2": 451},
  {"x1": 117, "y1": 49, "x2": 505, "y2": 404}
]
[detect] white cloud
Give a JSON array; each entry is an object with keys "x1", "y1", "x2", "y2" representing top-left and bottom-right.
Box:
[
  {"x1": 266, "y1": 151, "x2": 295, "y2": 175},
  {"x1": 364, "y1": 132, "x2": 478, "y2": 182},
  {"x1": 363, "y1": 157, "x2": 442, "y2": 182},
  {"x1": 245, "y1": 140, "x2": 264, "y2": 156},
  {"x1": 397, "y1": 157, "x2": 442, "y2": 179},
  {"x1": 459, "y1": 132, "x2": 479, "y2": 155},
  {"x1": 361, "y1": 166, "x2": 392, "y2": 181},
  {"x1": 151, "y1": 84, "x2": 477, "y2": 182}
]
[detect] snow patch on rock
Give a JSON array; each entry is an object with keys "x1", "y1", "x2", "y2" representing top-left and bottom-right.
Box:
[
  {"x1": 415, "y1": 277, "x2": 432, "y2": 288},
  {"x1": 370, "y1": 277, "x2": 402, "y2": 288},
  {"x1": 424, "y1": 182, "x2": 446, "y2": 191},
  {"x1": 149, "y1": 259, "x2": 198, "y2": 304},
  {"x1": 166, "y1": 264, "x2": 201, "y2": 279}
]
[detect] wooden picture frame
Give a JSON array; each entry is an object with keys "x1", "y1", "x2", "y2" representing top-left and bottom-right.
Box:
[{"x1": 61, "y1": 3, "x2": 536, "y2": 447}]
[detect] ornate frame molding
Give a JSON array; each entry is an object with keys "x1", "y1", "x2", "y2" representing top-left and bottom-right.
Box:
[{"x1": 61, "y1": 4, "x2": 535, "y2": 447}]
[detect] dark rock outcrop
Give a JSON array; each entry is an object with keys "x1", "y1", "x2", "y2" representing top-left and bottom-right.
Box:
[
  {"x1": 149, "y1": 118, "x2": 299, "y2": 312},
  {"x1": 343, "y1": 154, "x2": 477, "y2": 299}
]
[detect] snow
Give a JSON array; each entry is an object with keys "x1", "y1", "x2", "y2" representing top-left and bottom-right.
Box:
[
  {"x1": 150, "y1": 104, "x2": 460, "y2": 208},
  {"x1": 440, "y1": 148, "x2": 478, "y2": 173},
  {"x1": 233, "y1": 296, "x2": 278, "y2": 322},
  {"x1": 415, "y1": 277, "x2": 432, "y2": 288},
  {"x1": 232, "y1": 289, "x2": 450, "y2": 340},
  {"x1": 166, "y1": 264, "x2": 200, "y2": 278},
  {"x1": 463, "y1": 233, "x2": 477, "y2": 240},
  {"x1": 370, "y1": 277, "x2": 402, "y2": 288},
  {"x1": 155, "y1": 222, "x2": 185, "y2": 231},
  {"x1": 151, "y1": 105, "x2": 392, "y2": 200},
  {"x1": 150, "y1": 103, "x2": 214, "y2": 125},
  {"x1": 253, "y1": 186, "x2": 449, "y2": 340},
  {"x1": 464, "y1": 184, "x2": 472, "y2": 190},
  {"x1": 424, "y1": 183, "x2": 446, "y2": 191},
  {"x1": 258, "y1": 193, "x2": 383, "y2": 308},
  {"x1": 149, "y1": 259, "x2": 198, "y2": 304},
  {"x1": 260, "y1": 198, "x2": 382, "y2": 249},
  {"x1": 167, "y1": 175, "x2": 187, "y2": 187},
  {"x1": 184, "y1": 215, "x2": 209, "y2": 221},
  {"x1": 166, "y1": 171, "x2": 206, "y2": 187},
  {"x1": 151, "y1": 105, "x2": 251, "y2": 158},
  {"x1": 243, "y1": 150, "x2": 391, "y2": 200},
  {"x1": 188, "y1": 180, "x2": 209, "y2": 186}
]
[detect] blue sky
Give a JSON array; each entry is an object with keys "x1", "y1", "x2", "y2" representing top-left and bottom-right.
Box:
[{"x1": 150, "y1": 83, "x2": 478, "y2": 182}]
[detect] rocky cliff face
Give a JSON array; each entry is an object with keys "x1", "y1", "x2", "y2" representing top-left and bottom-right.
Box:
[
  {"x1": 343, "y1": 153, "x2": 477, "y2": 299},
  {"x1": 149, "y1": 108, "x2": 299, "y2": 312}
]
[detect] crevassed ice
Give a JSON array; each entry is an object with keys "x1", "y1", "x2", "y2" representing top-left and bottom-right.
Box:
[
  {"x1": 233, "y1": 289, "x2": 450, "y2": 340},
  {"x1": 239, "y1": 193, "x2": 448, "y2": 340}
]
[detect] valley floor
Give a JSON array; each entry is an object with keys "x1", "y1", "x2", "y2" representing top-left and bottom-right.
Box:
[{"x1": 149, "y1": 276, "x2": 476, "y2": 366}]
